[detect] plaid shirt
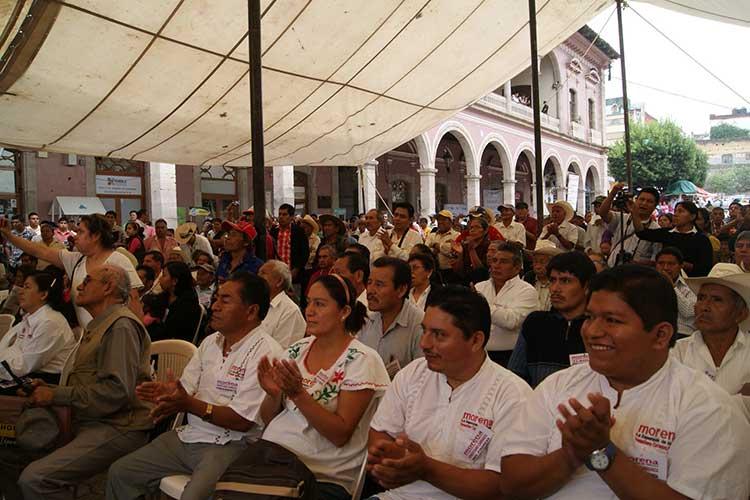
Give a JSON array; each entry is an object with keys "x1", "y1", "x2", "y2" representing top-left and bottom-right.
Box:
[
  {"x1": 6, "y1": 228, "x2": 33, "y2": 268},
  {"x1": 276, "y1": 226, "x2": 292, "y2": 266}
]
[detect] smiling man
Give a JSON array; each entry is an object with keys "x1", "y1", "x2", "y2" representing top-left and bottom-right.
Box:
[
  {"x1": 367, "y1": 285, "x2": 530, "y2": 500},
  {"x1": 500, "y1": 265, "x2": 750, "y2": 499}
]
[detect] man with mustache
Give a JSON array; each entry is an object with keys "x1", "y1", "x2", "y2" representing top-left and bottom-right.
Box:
[
  {"x1": 367, "y1": 286, "x2": 531, "y2": 499},
  {"x1": 501, "y1": 265, "x2": 750, "y2": 499},
  {"x1": 509, "y1": 252, "x2": 595, "y2": 388},
  {"x1": 675, "y1": 263, "x2": 750, "y2": 421}
]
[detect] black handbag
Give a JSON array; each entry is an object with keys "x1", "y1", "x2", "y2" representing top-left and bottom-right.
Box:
[{"x1": 214, "y1": 439, "x2": 318, "y2": 500}]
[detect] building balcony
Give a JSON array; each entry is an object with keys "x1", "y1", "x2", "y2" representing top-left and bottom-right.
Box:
[
  {"x1": 474, "y1": 93, "x2": 560, "y2": 133},
  {"x1": 589, "y1": 128, "x2": 604, "y2": 146},
  {"x1": 571, "y1": 121, "x2": 586, "y2": 141}
]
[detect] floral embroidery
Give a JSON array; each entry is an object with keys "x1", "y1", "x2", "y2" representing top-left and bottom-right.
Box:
[{"x1": 309, "y1": 347, "x2": 365, "y2": 405}]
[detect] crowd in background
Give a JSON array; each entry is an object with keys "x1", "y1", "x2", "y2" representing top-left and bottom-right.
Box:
[{"x1": 0, "y1": 184, "x2": 749, "y2": 500}]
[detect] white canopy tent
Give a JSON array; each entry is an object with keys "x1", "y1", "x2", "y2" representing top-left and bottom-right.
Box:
[
  {"x1": 49, "y1": 196, "x2": 107, "y2": 220},
  {"x1": 0, "y1": 0, "x2": 745, "y2": 169}
]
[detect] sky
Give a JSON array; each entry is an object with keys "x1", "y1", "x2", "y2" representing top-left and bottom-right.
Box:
[{"x1": 589, "y1": 2, "x2": 750, "y2": 136}]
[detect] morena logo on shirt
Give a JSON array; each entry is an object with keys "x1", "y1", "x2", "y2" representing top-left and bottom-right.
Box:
[
  {"x1": 634, "y1": 424, "x2": 675, "y2": 451},
  {"x1": 460, "y1": 412, "x2": 494, "y2": 430}
]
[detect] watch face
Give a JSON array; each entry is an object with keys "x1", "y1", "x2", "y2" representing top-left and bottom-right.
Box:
[{"x1": 590, "y1": 450, "x2": 610, "y2": 471}]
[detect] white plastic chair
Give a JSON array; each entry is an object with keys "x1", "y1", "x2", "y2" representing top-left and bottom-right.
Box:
[
  {"x1": 150, "y1": 339, "x2": 197, "y2": 383},
  {"x1": 190, "y1": 304, "x2": 206, "y2": 345},
  {"x1": 0, "y1": 313, "x2": 15, "y2": 339},
  {"x1": 351, "y1": 450, "x2": 370, "y2": 500}
]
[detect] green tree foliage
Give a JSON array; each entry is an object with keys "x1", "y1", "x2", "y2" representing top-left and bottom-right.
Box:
[
  {"x1": 706, "y1": 165, "x2": 750, "y2": 194},
  {"x1": 710, "y1": 123, "x2": 750, "y2": 140},
  {"x1": 608, "y1": 120, "x2": 709, "y2": 189}
]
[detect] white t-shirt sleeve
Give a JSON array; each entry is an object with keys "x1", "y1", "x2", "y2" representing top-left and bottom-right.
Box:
[
  {"x1": 106, "y1": 251, "x2": 143, "y2": 289},
  {"x1": 501, "y1": 376, "x2": 557, "y2": 458},
  {"x1": 228, "y1": 337, "x2": 282, "y2": 426},
  {"x1": 484, "y1": 377, "x2": 532, "y2": 473},
  {"x1": 369, "y1": 362, "x2": 412, "y2": 437},
  {"x1": 179, "y1": 343, "x2": 204, "y2": 395},
  {"x1": 340, "y1": 346, "x2": 390, "y2": 394},
  {"x1": 58, "y1": 250, "x2": 84, "y2": 278}
]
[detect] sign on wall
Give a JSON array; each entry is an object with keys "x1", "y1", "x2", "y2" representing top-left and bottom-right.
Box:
[
  {"x1": 566, "y1": 174, "x2": 580, "y2": 209},
  {"x1": 96, "y1": 175, "x2": 142, "y2": 196}
]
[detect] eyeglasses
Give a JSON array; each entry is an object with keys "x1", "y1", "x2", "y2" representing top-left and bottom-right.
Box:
[{"x1": 81, "y1": 275, "x2": 104, "y2": 287}]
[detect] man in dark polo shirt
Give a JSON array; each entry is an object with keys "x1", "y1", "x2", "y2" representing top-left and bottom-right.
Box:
[{"x1": 508, "y1": 251, "x2": 595, "y2": 387}]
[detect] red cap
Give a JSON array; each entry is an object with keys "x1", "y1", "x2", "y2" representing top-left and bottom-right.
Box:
[{"x1": 221, "y1": 220, "x2": 257, "y2": 241}]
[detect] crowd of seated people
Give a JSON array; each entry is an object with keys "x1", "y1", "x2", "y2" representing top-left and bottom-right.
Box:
[{"x1": 0, "y1": 190, "x2": 748, "y2": 500}]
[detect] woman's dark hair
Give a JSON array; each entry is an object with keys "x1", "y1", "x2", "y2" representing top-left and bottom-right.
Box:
[
  {"x1": 587, "y1": 264, "x2": 678, "y2": 347},
  {"x1": 410, "y1": 243, "x2": 433, "y2": 258},
  {"x1": 125, "y1": 221, "x2": 143, "y2": 237},
  {"x1": 468, "y1": 216, "x2": 489, "y2": 231},
  {"x1": 164, "y1": 262, "x2": 195, "y2": 297},
  {"x1": 659, "y1": 213, "x2": 673, "y2": 223},
  {"x1": 426, "y1": 285, "x2": 491, "y2": 348},
  {"x1": 408, "y1": 252, "x2": 435, "y2": 272},
  {"x1": 79, "y1": 214, "x2": 116, "y2": 249},
  {"x1": 26, "y1": 268, "x2": 66, "y2": 312},
  {"x1": 314, "y1": 274, "x2": 368, "y2": 333}
]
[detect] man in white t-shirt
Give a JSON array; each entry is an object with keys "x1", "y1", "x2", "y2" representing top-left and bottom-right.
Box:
[
  {"x1": 475, "y1": 242, "x2": 538, "y2": 366},
  {"x1": 368, "y1": 285, "x2": 531, "y2": 500},
  {"x1": 675, "y1": 263, "x2": 750, "y2": 420},
  {"x1": 501, "y1": 265, "x2": 750, "y2": 499},
  {"x1": 258, "y1": 260, "x2": 306, "y2": 348},
  {"x1": 539, "y1": 201, "x2": 578, "y2": 250},
  {"x1": 359, "y1": 209, "x2": 388, "y2": 263},
  {"x1": 493, "y1": 204, "x2": 526, "y2": 246},
  {"x1": 107, "y1": 272, "x2": 283, "y2": 500}
]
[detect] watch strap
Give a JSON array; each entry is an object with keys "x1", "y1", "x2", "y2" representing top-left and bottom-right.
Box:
[{"x1": 585, "y1": 442, "x2": 616, "y2": 472}]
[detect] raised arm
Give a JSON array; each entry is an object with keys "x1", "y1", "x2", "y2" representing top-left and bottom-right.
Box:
[{"x1": 598, "y1": 182, "x2": 626, "y2": 225}]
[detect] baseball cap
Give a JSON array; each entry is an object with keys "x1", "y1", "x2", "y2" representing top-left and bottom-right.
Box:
[
  {"x1": 437, "y1": 209, "x2": 453, "y2": 219},
  {"x1": 194, "y1": 263, "x2": 216, "y2": 274},
  {"x1": 221, "y1": 220, "x2": 258, "y2": 241}
]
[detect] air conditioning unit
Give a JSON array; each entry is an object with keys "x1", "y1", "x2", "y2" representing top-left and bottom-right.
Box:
[{"x1": 66, "y1": 154, "x2": 77, "y2": 166}]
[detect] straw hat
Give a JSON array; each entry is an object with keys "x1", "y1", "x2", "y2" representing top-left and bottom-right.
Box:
[
  {"x1": 318, "y1": 214, "x2": 346, "y2": 235},
  {"x1": 174, "y1": 222, "x2": 197, "y2": 244},
  {"x1": 437, "y1": 209, "x2": 453, "y2": 219},
  {"x1": 533, "y1": 239, "x2": 565, "y2": 256},
  {"x1": 686, "y1": 263, "x2": 750, "y2": 330},
  {"x1": 547, "y1": 200, "x2": 574, "y2": 222},
  {"x1": 300, "y1": 214, "x2": 319, "y2": 233}
]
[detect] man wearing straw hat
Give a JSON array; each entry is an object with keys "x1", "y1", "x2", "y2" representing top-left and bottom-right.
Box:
[
  {"x1": 539, "y1": 201, "x2": 578, "y2": 250},
  {"x1": 675, "y1": 263, "x2": 750, "y2": 420},
  {"x1": 175, "y1": 222, "x2": 214, "y2": 267}
]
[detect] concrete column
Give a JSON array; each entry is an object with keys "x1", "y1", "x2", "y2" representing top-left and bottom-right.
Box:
[
  {"x1": 465, "y1": 174, "x2": 481, "y2": 209},
  {"x1": 502, "y1": 179, "x2": 517, "y2": 206},
  {"x1": 331, "y1": 166, "x2": 340, "y2": 211},
  {"x1": 417, "y1": 163, "x2": 437, "y2": 217},
  {"x1": 272, "y1": 165, "x2": 295, "y2": 215},
  {"x1": 192, "y1": 166, "x2": 202, "y2": 207},
  {"x1": 530, "y1": 182, "x2": 537, "y2": 213},
  {"x1": 555, "y1": 186, "x2": 567, "y2": 202},
  {"x1": 504, "y1": 81, "x2": 512, "y2": 112},
  {"x1": 361, "y1": 160, "x2": 377, "y2": 211},
  {"x1": 147, "y1": 162, "x2": 178, "y2": 228},
  {"x1": 84, "y1": 156, "x2": 96, "y2": 197},
  {"x1": 21, "y1": 152, "x2": 37, "y2": 214}
]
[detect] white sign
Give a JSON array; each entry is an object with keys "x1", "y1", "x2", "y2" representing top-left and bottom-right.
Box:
[
  {"x1": 96, "y1": 175, "x2": 142, "y2": 196},
  {"x1": 444, "y1": 204, "x2": 468, "y2": 216},
  {"x1": 566, "y1": 173, "x2": 580, "y2": 209},
  {"x1": 483, "y1": 189, "x2": 502, "y2": 210}
]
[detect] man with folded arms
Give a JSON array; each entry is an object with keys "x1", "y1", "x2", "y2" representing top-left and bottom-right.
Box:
[
  {"x1": 367, "y1": 286, "x2": 530, "y2": 500},
  {"x1": 107, "y1": 272, "x2": 282, "y2": 500},
  {"x1": 501, "y1": 265, "x2": 750, "y2": 499}
]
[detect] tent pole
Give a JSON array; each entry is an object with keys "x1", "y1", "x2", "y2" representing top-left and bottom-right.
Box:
[
  {"x1": 528, "y1": 0, "x2": 545, "y2": 227},
  {"x1": 616, "y1": 0, "x2": 633, "y2": 189},
  {"x1": 248, "y1": 0, "x2": 266, "y2": 259}
]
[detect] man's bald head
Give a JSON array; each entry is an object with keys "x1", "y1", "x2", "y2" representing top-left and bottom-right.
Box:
[{"x1": 76, "y1": 264, "x2": 131, "y2": 309}]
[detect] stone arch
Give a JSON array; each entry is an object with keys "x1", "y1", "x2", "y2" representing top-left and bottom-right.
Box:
[
  {"x1": 514, "y1": 149, "x2": 536, "y2": 210},
  {"x1": 431, "y1": 121, "x2": 479, "y2": 177},
  {"x1": 477, "y1": 134, "x2": 513, "y2": 180},
  {"x1": 543, "y1": 153, "x2": 564, "y2": 203},
  {"x1": 585, "y1": 161, "x2": 602, "y2": 194},
  {"x1": 567, "y1": 158, "x2": 584, "y2": 213},
  {"x1": 412, "y1": 133, "x2": 432, "y2": 169}
]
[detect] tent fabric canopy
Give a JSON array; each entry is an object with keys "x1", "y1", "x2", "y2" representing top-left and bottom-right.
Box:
[{"x1": 0, "y1": 0, "x2": 745, "y2": 168}]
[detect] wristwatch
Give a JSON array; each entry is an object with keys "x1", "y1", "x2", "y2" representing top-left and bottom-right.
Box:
[
  {"x1": 585, "y1": 442, "x2": 616, "y2": 472},
  {"x1": 201, "y1": 403, "x2": 214, "y2": 422}
]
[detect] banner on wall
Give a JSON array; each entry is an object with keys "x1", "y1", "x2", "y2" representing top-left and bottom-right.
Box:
[{"x1": 96, "y1": 175, "x2": 142, "y2": 196}]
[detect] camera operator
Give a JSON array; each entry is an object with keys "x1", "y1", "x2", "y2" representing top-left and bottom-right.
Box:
[{"x1": 598, "y1": 183, "x2": 661, "y2": 268}]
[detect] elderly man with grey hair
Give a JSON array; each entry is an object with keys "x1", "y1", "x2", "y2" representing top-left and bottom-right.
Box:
[
  {"x1": 258, "y1": 260, "x2": 306, "y2": 348},
  {"x1": 733, "y1": 230, "x2": 750, "y2": 272},
  {"x1": 0, "y1": 265, "x2": 153, "y2": 500}
]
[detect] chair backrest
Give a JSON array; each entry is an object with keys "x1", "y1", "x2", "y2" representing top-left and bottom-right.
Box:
[
  {"x1": 150, "y1": 339, "x2": 197, "y2": 382},
  {"x1": 191, "y1": 304, "x2": 206, "y2": 345},
  {"x1": 0, "y1": 313, "x2": 15, "y2": 337}
]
